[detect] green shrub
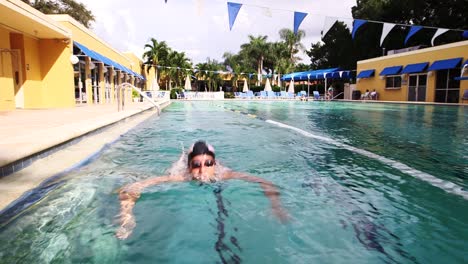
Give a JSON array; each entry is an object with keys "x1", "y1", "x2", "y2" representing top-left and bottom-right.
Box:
[
  {"x1": 132, "y1": 89, "x2": 139, "y2": 98},
  {"x1": 170, "y1": 88, "x2": 184, "y2": 99},
  {"x1": 224, "y1": 92, "x2": 235, "y2": 99}
]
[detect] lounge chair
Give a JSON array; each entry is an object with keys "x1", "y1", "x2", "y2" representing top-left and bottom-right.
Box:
[
  {"x1": 313, "y1": 91, "x2": 321, "y2": 100},
  {"x1": 462, "y1": 90, "x2": 468, "y2": 103},
  {"x1": 361, "y1": 91, "x2": 370, "y2": 100},
  {"x1": 267, "y1": 91, "x2": 276, "y2": 99}
]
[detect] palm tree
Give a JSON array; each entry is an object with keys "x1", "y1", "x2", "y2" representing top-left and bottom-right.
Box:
[
  {"x1": 279, "y1": 28, "x2": 305, "y2": 63},
  {"x1": 165, "y1": 50, "x2": 192, "y2": 88},
  {"x1": 223, "y1": 52, "x2": 250, "y2": 91},
  {"x1": 240, "y1": 35, "x2": 270, "y2": 85},
  {"x1": 267, "y1": 41, "x2": 289, "y2": 86},
  {"x1": 143, "y1": 38, "x2": 169, "y2": 89}
]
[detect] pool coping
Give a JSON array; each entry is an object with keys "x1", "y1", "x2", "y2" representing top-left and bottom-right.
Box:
[{"x1": 0, "y1": 100, "x2": 171, "y2": 217}]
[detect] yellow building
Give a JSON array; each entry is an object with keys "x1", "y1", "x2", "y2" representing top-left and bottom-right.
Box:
[
  {"x1": 0, "y1": 0, "x2": 149, "y2": 111},
  {"x1": 356, "y1": 40, "x2": 468, "y2": 104}
]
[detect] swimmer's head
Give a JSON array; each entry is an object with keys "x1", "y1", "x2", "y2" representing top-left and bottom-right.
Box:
[{"x1": 187, "y1": 141, "x2": 216, "y2": 182}]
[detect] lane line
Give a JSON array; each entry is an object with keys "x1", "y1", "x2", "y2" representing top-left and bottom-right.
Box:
[{"x1": 266, "y1": 119, "x2": 468, "y2": 200}]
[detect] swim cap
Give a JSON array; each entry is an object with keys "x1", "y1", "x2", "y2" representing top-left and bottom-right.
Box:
[{"x1": 187, "y1": 141, "x2": 215, "y2": 165}]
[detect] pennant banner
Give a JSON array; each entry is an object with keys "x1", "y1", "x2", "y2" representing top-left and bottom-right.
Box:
[
  {"x1": 431, "y1": 28, "x2": 449, "y2": 46},
  {"x1": 227, "y1": 2, "x2": 242, "y2": 31},
  {"x1": 380, "y1": 23, "x2": 395, "y2": 46},
  {"x1": 352, "y1": 19, "x2": 367, "y2": 39},
  {"x1": 293, "y1": 12, "x2": 308, "y2": 35},
  {"x1": 404, "y1": 26, "x2": 423, "y2": 45},
  {"x1": 463, "y1": 31, "x2": 468, "y2": 38},
  {"x1": 322, "y1": 17, "x2": 338, "y2": 38}
]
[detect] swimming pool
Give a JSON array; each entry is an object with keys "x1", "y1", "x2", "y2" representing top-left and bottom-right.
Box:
[{"x1": 0, "y1": 101, "x2": 467, "y2": 263}]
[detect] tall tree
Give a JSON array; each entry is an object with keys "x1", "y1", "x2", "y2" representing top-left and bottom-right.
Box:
[
  {"x1": 165, "y1": 50, "x2": 192, "y2": 87},
  {"x1": 307, "y1": 0, "x2": 468, "y2": 70},
  {"x1": 21, "y1": 0, "x2": 95, "y2": 28},
  {"x1": 279, "y1": 28, "x2": 306, "y2": 63},
  {"x1": 143, "y1": 38, "x2": 169, "y2": 89},
  {"x1": 240, "y1": 35, "x2": 270, "y2": 85}
]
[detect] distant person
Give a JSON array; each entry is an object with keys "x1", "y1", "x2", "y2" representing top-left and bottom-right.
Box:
[
  {"x1": 370, "y1": 89, "x2": 378, "y2": 100},
  {"x1": 116, "y1": 141, "x2": 289, "y2": 239},
  {"x1": 327, "y1": 86, "x2": 334, "y2": 100},
  {"x1": 361, "y1": 89, "x2": 370, "y2": 100}
]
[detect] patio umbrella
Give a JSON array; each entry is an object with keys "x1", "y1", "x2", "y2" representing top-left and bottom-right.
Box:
[
  {"x1": 151, "y1": 77, "x2": 160, "y2": 91},
  {"x1": 264, "y1": 78, "x2": 272, "y2": 91},
  {"x1": 288, "y1": 80, "x2": 295, "y2": 93},
  {"x1": 184, "y1": 74, "x2": 191, "y2": 90},
  {"x1": 242, "y1": 78, "x2": 249, "y2": 92}
]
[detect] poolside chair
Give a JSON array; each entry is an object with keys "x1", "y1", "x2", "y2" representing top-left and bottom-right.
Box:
[
  {"x1": 280, "y1": 91, "x2": 288, "y2": 99},
  {"x1": 462, "y1": 90, "x2": 468, "y2": 102},
  {"x1": 361, "y1": 91, "x2": 370, "y2": 100},
  {"x1": 267, "y1": 91, "x2": 277, "y2": 99},
  {"x1": 246, "y1": 90, "x2": 254, "y2": 99},
  {"x1": 313, "y1": 91, "x2": 321, "y2": 100}
]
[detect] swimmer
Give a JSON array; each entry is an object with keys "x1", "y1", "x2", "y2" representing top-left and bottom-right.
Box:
[{"x1": 116, "y1": 140, "x2": 289, "y2": 239}]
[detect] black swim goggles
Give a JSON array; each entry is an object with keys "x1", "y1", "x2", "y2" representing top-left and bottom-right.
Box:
[{"x1": 190, "y1": 159, "x2": 215, "y2": 168}]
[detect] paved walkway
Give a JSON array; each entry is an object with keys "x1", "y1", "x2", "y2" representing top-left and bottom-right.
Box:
[
  {"x1": 0, "y1": 100, "x2": 170, "y2": 211},
  {"x1": 0, "y1": 101, "x2": 169, "y2": 169}
]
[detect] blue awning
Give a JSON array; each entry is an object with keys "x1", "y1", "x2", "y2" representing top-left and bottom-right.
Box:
[
  {"x1": 401, "y1": 62, "x2": 428, "y2": 74},
  {"x1": 427, "y1": 57, "x2": 462, "y2": 71},
  {"x1": 281, "y1": 67, "x2": 340, "y2": 81},
  {"x1": 74, "y1": 41, "x2": 145, "y2": 80},
  {"x1": 379, "y1": 66, "x2": 402, "y2": 76},
  {"x1": 331, "y1": 71, "x2": 352, "y2": 79},
  {"x1": 357, "y1": 69, "x2": 375, "y2": 78},
  {"x1": 454, "y1": 76, "x2": 468, "y2": 81}
]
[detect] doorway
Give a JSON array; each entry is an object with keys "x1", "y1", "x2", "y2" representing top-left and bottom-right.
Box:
[
  {"x1": 408, "y1": 74, "x2": 427, "y2": 102},
  {"x1": 10, "y1": 50, "x2": 24, "y2": 108}
]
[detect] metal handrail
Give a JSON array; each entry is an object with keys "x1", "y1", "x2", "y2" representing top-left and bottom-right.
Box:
[{"x1": 117, "y1": 82, "x2": 161, "y2": 115}]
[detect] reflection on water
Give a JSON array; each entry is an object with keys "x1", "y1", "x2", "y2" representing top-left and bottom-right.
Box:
[{"x1": 0, "y1": 101, "x2": 467, "y2": 263}]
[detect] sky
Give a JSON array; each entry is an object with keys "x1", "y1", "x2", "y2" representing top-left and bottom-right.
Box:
[{"x1": 77, "y1": 0, "x2": 356, "y2": 65}]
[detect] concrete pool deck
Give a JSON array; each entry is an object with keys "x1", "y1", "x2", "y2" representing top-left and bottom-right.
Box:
[{"x1": 0, "y1": 100, "x2": 170, "y2": 212}]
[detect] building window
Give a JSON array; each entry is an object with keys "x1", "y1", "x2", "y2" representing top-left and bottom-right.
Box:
[
  {"x1": 385, "y1": 75, "x2": 402, "y2": 89},
  {"x1": 435, "y1": 69, "x2": 460, "y2": 103}
]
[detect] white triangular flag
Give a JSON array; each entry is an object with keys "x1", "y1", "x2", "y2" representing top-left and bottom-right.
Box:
[
  {"x1": 431, "y1": 28, "x2": 449, "y2": 46},
  {"x1": 322, "y1": 16, "x2": 338, "y2": 38},
  {"x1": 340, "y1": 18, "x2": 354, "y2": 33},
  {"x1": 380, "y1": 23, "x2": 396, "y2": 46}
]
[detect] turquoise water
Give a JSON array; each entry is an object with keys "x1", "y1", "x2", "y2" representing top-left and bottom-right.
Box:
[{"x1": 0, "y1": 101, "x2": 467, "y2": 263}]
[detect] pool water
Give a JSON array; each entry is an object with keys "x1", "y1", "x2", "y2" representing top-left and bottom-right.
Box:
[{"x1": 0, "y1": 101, "x2": 467, "y2": 263}]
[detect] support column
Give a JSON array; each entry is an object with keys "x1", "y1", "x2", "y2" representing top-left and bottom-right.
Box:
[
  {"x1": 98, "y1": 63, "x2": 105, "y2": 104},
  {"x1": 109, "y1": 67, "x2": 115, "y2": 103},
  {"x1": 85, "y1": 57, "x2": 93, "y2": 104}
]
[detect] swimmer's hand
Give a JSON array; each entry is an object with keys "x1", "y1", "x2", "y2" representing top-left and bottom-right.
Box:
[
  {"x1": 116, "y1": 212, "x2": 136, "y2": 240},
  {"x1": 116, "y1": 183, "x2": 142, "y2": 240},
  {"x1": 272, "y1": 205, "x2": 290, "y2": 223}
]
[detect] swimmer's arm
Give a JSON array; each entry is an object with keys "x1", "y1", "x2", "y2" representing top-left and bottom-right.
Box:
[
  {"x1": 116, "y1": 175, "x2": 185, "y2": 239},
  {"x1": 224, "y1": 172, "x2": 289, "y2": 223}
]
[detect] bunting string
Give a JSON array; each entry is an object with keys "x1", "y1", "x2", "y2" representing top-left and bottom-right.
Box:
[{"x1": 322, "y1": 16, "x2": 467, "y2": 47}]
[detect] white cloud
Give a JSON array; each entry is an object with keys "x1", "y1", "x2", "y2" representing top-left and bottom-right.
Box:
[{"x1": 77, "y1": 0, "x2": 356, "y2": 65}]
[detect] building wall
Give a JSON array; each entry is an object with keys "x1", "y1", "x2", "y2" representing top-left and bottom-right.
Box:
[
  {"x1": 39, "y1": 39, "x2": 75, "y2": 108},
  {"x1": 53, "y1": 17, "x2": 134, "y2": 70},
  {"x1": 357, "y1": 41, "x2": 468, "y2": 103},
  {"x1": 0, "y1": 27, "x2": 15, "y2": 110}
]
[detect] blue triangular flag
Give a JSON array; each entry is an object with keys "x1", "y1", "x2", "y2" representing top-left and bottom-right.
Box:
[
  {"x1": 352, "y1": 19, "x2": 367, "y2": 39},
  {"x1": 463, "y1": 30, "x2": 468, "y2": 38},
  {"x1": 405, "y1": 26, "x2": 423, "y2": 45},
  {"x1": 293, "y1": 12, "x2": 307, "y2": 35},
  {"x1": 227, "y1": 2, "x2": 242, "y2": 31}
]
